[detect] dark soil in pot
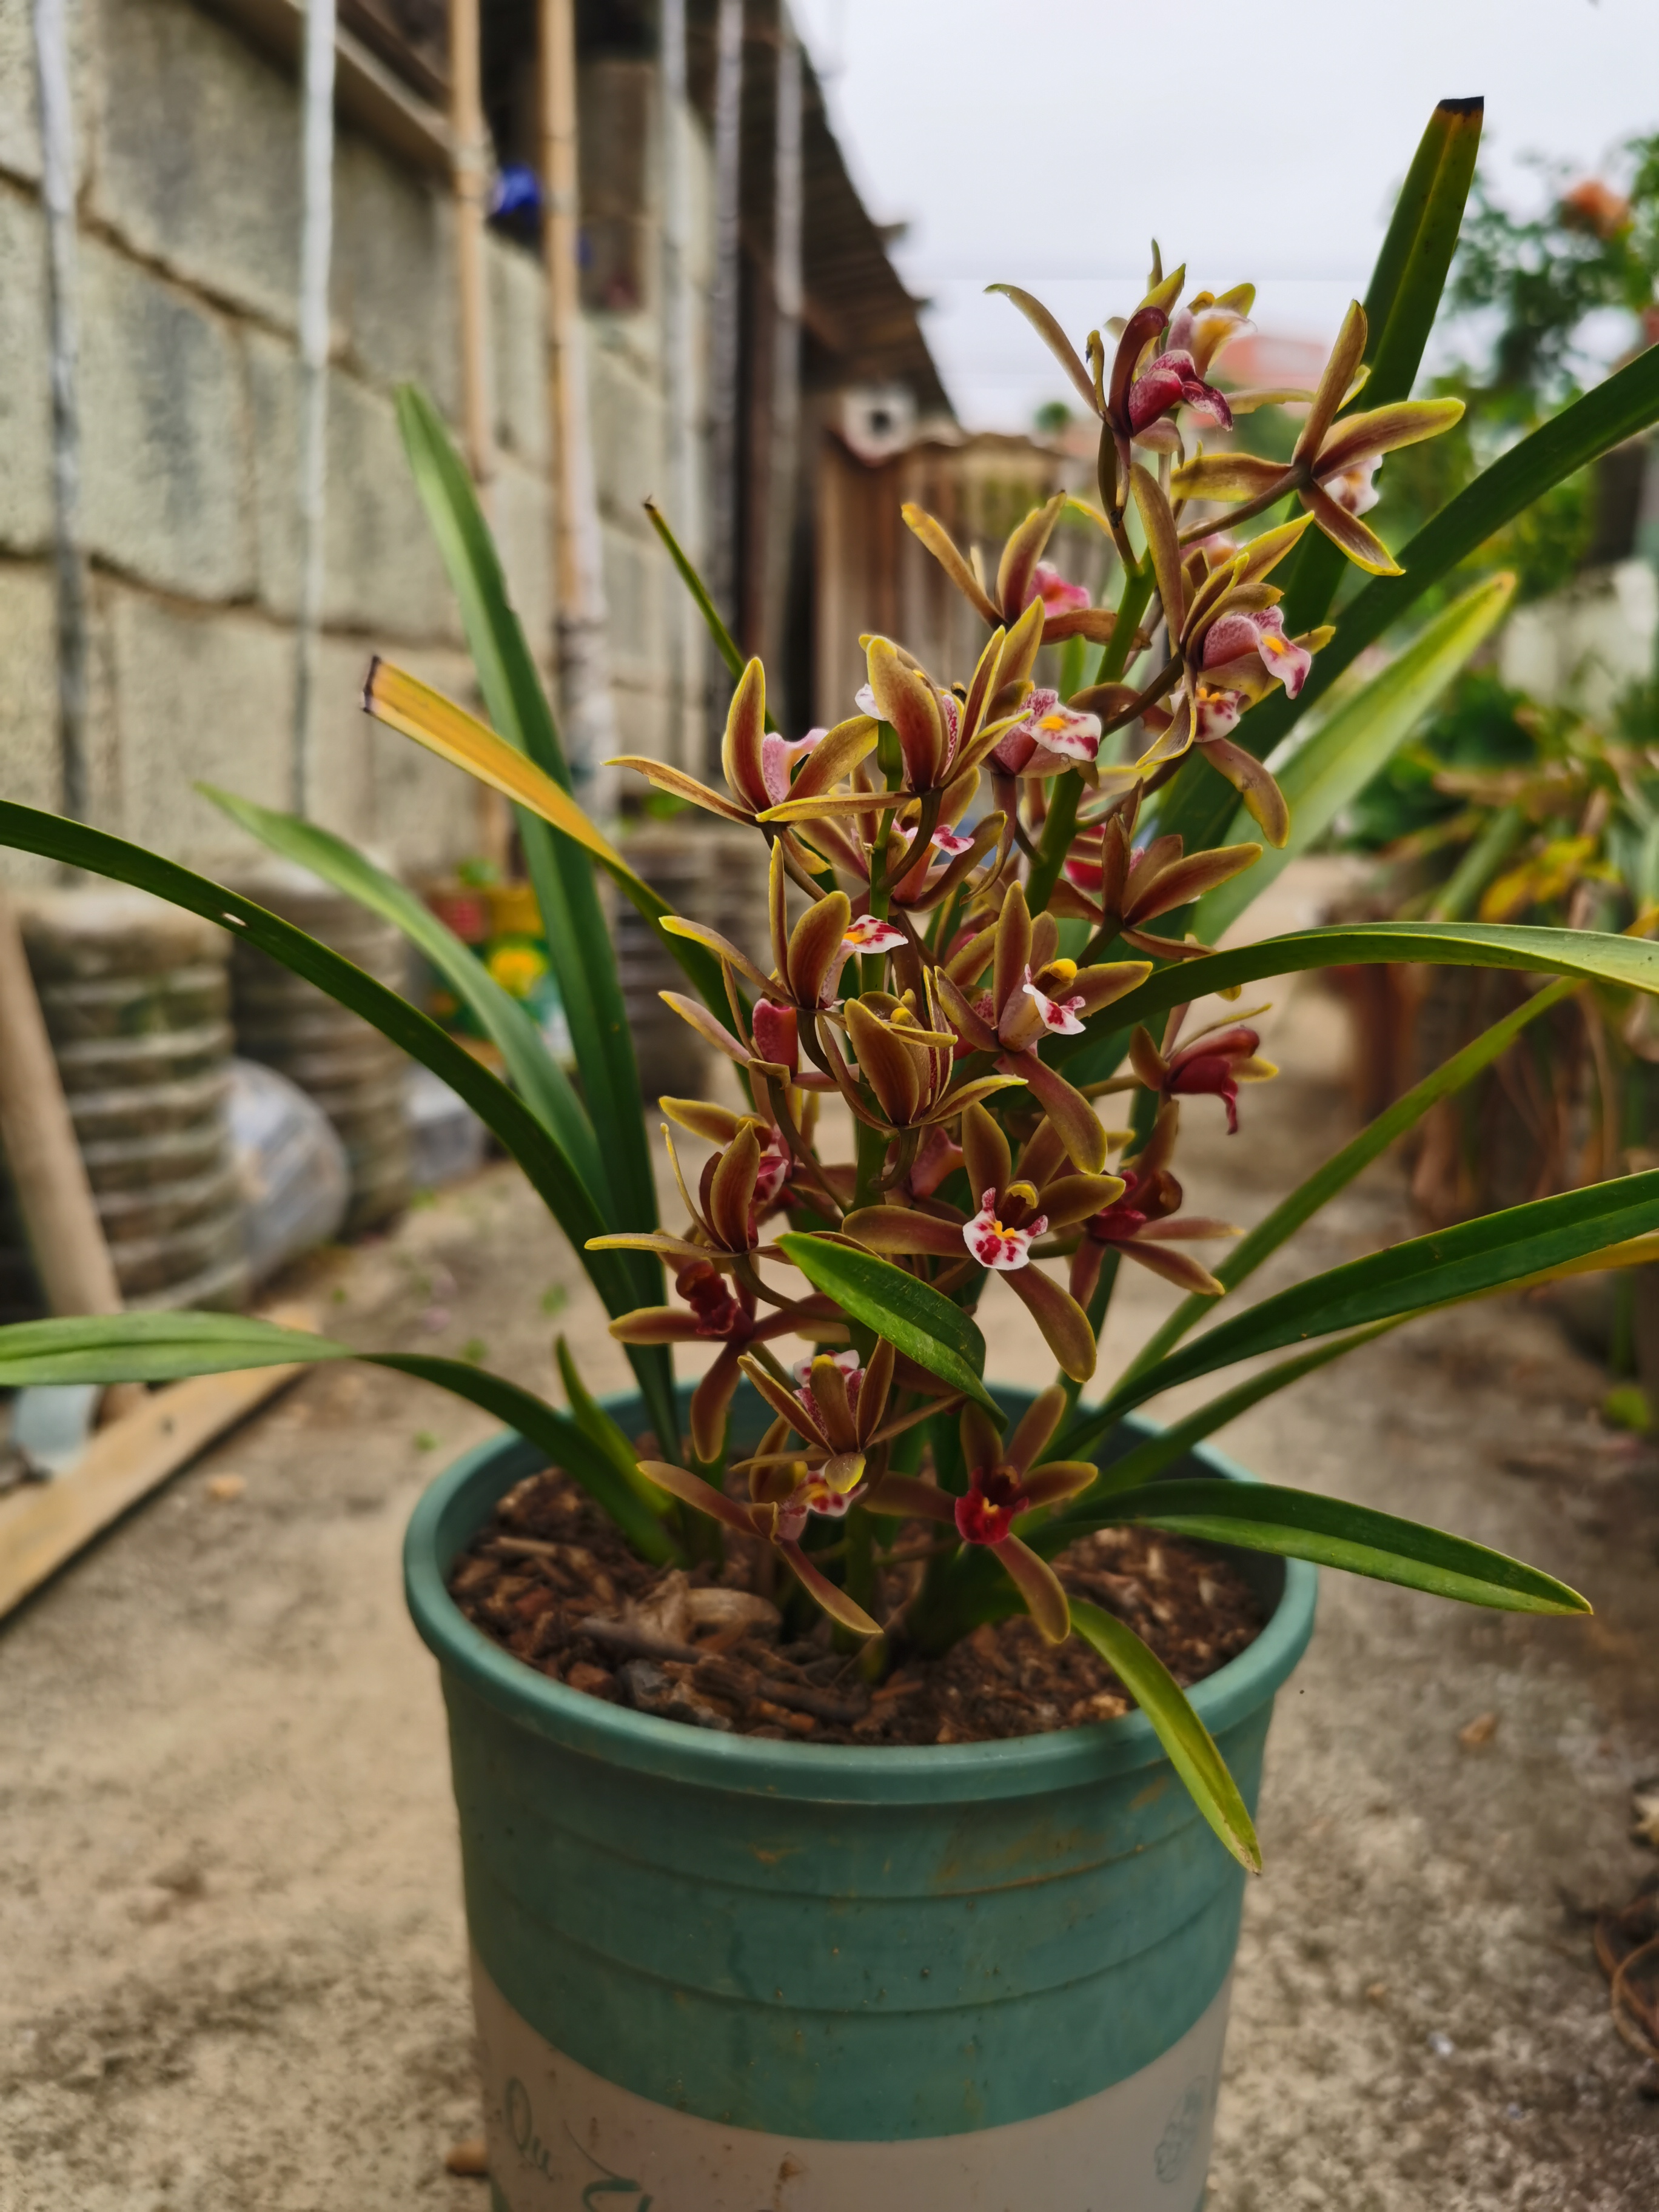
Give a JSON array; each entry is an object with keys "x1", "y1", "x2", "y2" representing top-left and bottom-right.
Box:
[{"x1": 446, "y1": 1460, "x2": 1264, "y2": 1746}]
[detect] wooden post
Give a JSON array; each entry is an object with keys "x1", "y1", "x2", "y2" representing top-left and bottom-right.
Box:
[
  {"x1": 540, "y1": 0, "x2": 616, "y2": 786},
  {"x1": 31, "y1": 0, "x2": 90, "y2": 826},
  {"x1": 449, "y1": 0, "x2": 495, "y2": 498},
  {"x1": 659, "y1": 0, "x2": 699, "y2": 773},
  {"x1": 0, "y1": 891, "x2": 142, "y2": 1419},
  {"x1": 764, "y1": 5, "x2": 802, "y2": 686},
  {"x1": 708, "y1": 0, "x2": 745, "y2": 649},
  {"x1": 292, "y1": 0, "x2": 337, "y2": 820}
]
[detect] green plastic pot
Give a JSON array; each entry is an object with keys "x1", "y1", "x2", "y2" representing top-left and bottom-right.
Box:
[{"x1": 405, "y1": 1386, "x2": 1317, "y2": 2211}]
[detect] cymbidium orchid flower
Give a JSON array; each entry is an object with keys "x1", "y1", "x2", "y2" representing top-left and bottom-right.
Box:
[
  {"x1": 1067, "y1": 1105, "x2": 1236, "y2": 1304},
  {"x1": 936, "y1": 882, "x2": 1147, "y2": 1171},
  {"x1": 1129, "y1": 1012, "x2": 1278, "y2": 1135},
  {"x1": 1169, "y1": 301, "x2": 1465, "y2": 574},
  {"x1": 1056, "y1": 807, "x2": 1259, "y2": 960},
  {"x1": 830, "y1": 972, "x2": 1025, "y2": 1140},
  {"x1": 612, "y1": 655, "x2": 875, "y2": 842},
  {"x1": 900, "y1": 494, "x2": 1121, "y2": 648},
  {"x1": 989, "y1": 690, "x2": 1102, "y2": 778},
  {"x1": 843, "y1": 1105, "x2": 1118, "y2": 1381},
  {"x1": 860, "y1": 1389, "x2": 1097, "y2": 1641}
]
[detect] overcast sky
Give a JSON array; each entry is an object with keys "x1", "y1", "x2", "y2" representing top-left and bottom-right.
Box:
[{"x1": 790, "y1": 0, "x2": 1659, "y2": 429}]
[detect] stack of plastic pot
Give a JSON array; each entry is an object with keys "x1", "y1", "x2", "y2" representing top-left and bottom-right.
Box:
[
  {"x1": 0, "y1": 889, "x2": 247, "y2": 1321},
  {"x1": 228, "y1": 863, "x2": 411, "y2": 1236},
  {"x1": 615, "y1": 825, "x2": 714, "y2": 1102}
]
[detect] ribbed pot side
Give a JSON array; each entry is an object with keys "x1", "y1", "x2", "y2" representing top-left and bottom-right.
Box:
[{"x1": 405, "y1": 1390, "x2": 1317, "y2": 2212}]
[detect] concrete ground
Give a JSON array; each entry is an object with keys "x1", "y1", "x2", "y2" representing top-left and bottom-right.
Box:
[{"x1": 3, "y1": 922, "x2": 1658, "y2": 2209}]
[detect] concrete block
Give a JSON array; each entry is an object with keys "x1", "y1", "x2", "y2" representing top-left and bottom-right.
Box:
[
  {"x1": 331, "y1": 131, "x2": 454, "y2": 412},
  {"x1": 488, "y1": 235, "x2": 547, "y2": 468},
  {"x1": 360, "y1": 644, "x2": 489, "y2": 876},
  {"x1": 90, "y1": 0, "x2": 300, "y2": 328},
  {"x1": 246, "y1": 328, "x2": 456, "y2": 641},
  {"x1": 587, "y1": 337, "x2": 666, "y2": 534},
  {"x1": 598, "y1": 520, "x2": 662, "y2": 691},
  {"x1": 0, "y1": 563, "x2": 64, "y2": 886},
  {"x1": 0, "y1": 0, "x2": 95, "y2": 190},
  {"x1": 0, "y1": 186, "x2": 51, "y2": 555},
  {"x1": 78, "y1": 236, "x2": 255, "y2": 600},
  {"x1": 106, "y1": 586, "x2": 292, "y2": 871},
  {"x1": 491, "y1": 457, "x2": 551, "y2": 655}
]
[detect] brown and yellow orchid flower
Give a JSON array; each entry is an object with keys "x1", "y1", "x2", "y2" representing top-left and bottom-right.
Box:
[
  {"x1": 1128, "y1": 1011, "x2": 1278, "y2": 1136},
  {"x1": 863, "y1": 1388, "x2": 1096, "y2": 1642},
  {"x1": 606, "y1": 1260, "x2": 843, "y2": 1465},
  {"x1": 1066, "y1": 1104, "x2": 1237, "y2": 1304},
  {"x1": 1170, "y1": 301, "x2": 1464, "y2": 574},
  {"x1": 611, "y1": 655, "x2": 875, "y2": 861},
  {"x1": 935, "y1": 882, "x2": 1147, "y2": 1170},
  {"x1": 1058, "y1": 808, "x2": 1261, "y2": 959},
  {"x1": 900, "y1": 492, "x2": 1121, "y2": 649},
  {"x1": 842, "y1": 1105, "x2": 1117, "y2": 1382},
  {"x1": 828, "y1": 967, "x2": 1027, "y2": 1141}
]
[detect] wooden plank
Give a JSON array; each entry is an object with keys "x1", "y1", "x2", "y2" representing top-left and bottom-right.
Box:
[{"x1": 0, "y1": 1305, "x2": 315, "y2": 1622}]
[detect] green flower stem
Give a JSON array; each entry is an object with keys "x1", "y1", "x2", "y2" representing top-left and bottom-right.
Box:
[
  {"x1": 1062, "y1": 1248, "x2": 1119, "y2": 1410},
  {"x1": 1027, "y1": 565, "x2": 1154, "y2": 913}
]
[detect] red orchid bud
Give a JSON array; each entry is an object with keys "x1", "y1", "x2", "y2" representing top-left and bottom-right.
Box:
[{"x1": 751, "y1": 999, "x2": 799, "y2": 1073}]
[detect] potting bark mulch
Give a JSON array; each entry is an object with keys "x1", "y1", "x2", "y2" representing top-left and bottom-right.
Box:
[{"x1": 446, "y1": 1462, "x2": 1264, "y2": 1746}]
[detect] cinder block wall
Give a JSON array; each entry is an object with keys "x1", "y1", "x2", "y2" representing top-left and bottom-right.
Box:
[{"x1": 0, "y1": 0, "x2": 711, "y2": 888}]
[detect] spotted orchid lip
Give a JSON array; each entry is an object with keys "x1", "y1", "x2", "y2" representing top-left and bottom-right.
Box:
[
  {"x1": 963, "y1": 1189, "x2": 1047, "y2": 1271},
  {"x1": 842, "y1": 916, "x2": 906, "y2": 954},
  {"x1": 930, "y1": 826, "x2": 976, "y2": 856}
]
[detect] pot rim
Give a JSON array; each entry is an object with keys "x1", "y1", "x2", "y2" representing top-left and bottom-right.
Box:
[{"x1": 405, "y1": 1398, "x2": 1318, "y2": 1808}]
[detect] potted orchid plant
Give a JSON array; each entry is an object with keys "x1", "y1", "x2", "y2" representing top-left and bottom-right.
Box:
[{"x1": 6, "y1": 99, "x2": 1659, "y2": 2211}]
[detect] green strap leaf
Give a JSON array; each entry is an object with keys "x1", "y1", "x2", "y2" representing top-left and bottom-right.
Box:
[
  {"x1": 1052, "y1": 1327, "x2": 1401, "y2": 1515},
  {"x1": 555, "y1": 1333, "x2": 674, "y2": 1516},
  {"x1": 0, "y1": 801, "x2": 675, "y2": 1439},
  {"x1": 1055, "y1": 919, "x2": 1659, "y2": 1087},
  {"x1": 1068, "y1": 1481, "x2": 1589, "y2": 1616},
  {"x1": 1066, "y1": 1170, "x2": 1659, "y2": 1451},
  {"x1": 1195, "y1": 572, "x2": 1514, "y2": 940},
  {"x1": 201, "y1": 787, "x2": 609, "y2": 1208},
  {"x1": 1068, "y1": 1599, "x2": 1261, "y2": 1872},
  {"x1": 776, "y1": 1232, "x2": 1000, "y2": 1418},
  {"x1": 395, "y1": 386, "x2": 667, "y2": 1268},
  {"x1": 1158, "y1": 339, "x2": 1659, "y2": 859},
  {"x1": 0, "y1": 1313, "x2": 679, "y2": 1563},
  {"x1": 1119, "y1": 976, "x2": 1576, "y2": 1386},
  {"x1": 1281, "y1": 98, "x2": 1484, "y2": 634}
]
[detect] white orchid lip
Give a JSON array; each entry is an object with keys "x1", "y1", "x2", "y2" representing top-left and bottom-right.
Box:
[
  {"x1": 964, "y1": 1188, "x2": 1047, "y2": 1271},
  {"x1": 842, "y1": 915, "x2": 906, "y2": 954},
  {"x1": 1023, "y1": 967, "x2": 1087, "y2": 1036},
  {"x1": 930, "y1": 826, "x2": 976, "y2": 856}
]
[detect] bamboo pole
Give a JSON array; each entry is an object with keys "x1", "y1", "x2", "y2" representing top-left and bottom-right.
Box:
[
  {"x1": 659, "y1": 0, "x2": 700, "y2": 773},
  {"x1": 764, "y1": 4, "x2": 802, "y2": 684},
  {"x1": 540, "y1": 0, "x2": 617, "y2": 787},
  {"x1": 32, "y1": 0, "x2": 89, "y2": 826},
  {"x1": 292, "y1": 0, "x2": 337, "y2": 820},
  {"x1": 708, "y1": 0, "x2": 745, "y2": 650},
  {"x1": 449, "y1": 0, "x2": 495, "y2": 497}
]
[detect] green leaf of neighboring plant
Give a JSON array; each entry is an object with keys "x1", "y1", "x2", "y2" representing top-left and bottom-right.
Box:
[
  {"x1": 1281, "y1": 97, "x2": 1484, "y2": 634},
  {"x1": 776, "y1": 1233, "x2": 1001, "y2": 1418},
  {"x1": 395, "y1": 387, "x2": 672, "y2": 1273},
  {"x1": 0, "y1": 802, "x2": 677, "y2": 1442},
  {"x1": 1159, "y1": 340, "x2": 1659, "y2": 859},
  {"x1": 1119, "y1": 976, "x2": 1576, "y2": 1386},
  {"x1": 1068, "y1": 1598, "x2": 1261, "y2": 1872},
  {"x1": 1071, "y1": 1481, "x2": 1589, "y2": 1615},
  {"x1": 0, "y1": 1313, "x2": 680, "y2": 1562},
  {"x1": 1195, "y1": 572, "x2": 1515, "y2": 939},
  {"x1": 1055, "y1": 920, "x2": 1659, "y2": 1088},
  {"x1": 1051, "y1": 1326, "x2": 1402, "y2": 1517},
  {"x1": 554, "y1": 1334, "x2": 674, "y2": 1514},
  {"x1": 644, "y1": 500, "x2": 752, "y2": 699},
  {"x1": 201, "y1": 787, "x2": 611, "y2": 1210},
  {"x1": 1064, "y1": 1171, "x2": 1659, "y2": 1452}
]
